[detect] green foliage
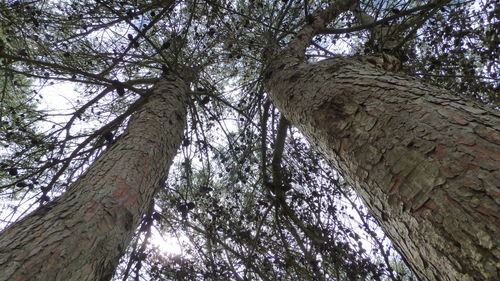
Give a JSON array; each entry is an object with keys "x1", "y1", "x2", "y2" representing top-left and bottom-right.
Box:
[
  {"x1": 408, "y1": 0, "x2": 499, "y2": 104},
  {"x1": 0, "y1": 25, "x2": 49, "y2": 202}
]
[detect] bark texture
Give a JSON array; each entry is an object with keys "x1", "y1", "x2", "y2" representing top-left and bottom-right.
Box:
[
  {"x1": 266, "y1": 55, "x2": 499, "y2": 281},
  {"x1": 0, "y1": 74, "x2": 188, "y2": 281}
]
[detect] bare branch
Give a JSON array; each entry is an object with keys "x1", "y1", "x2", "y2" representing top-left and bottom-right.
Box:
[{"x1": 286, "y1": 0, "x2": 357, "y2": 58}]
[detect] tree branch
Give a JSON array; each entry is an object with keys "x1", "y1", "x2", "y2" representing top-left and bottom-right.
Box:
[
  {"x1": 318, "y1": 1, "x2": 442, "y2": 35},
  {"x1": 286, "y1": 0, "x2": 356, "y2": 59},
  {"x1": 271, "y1": 114, "x2": 289, "y2": 198}
]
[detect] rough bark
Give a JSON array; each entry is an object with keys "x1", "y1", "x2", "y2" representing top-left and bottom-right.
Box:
[
  {"x1": 0, "y1": 74, "x2": 188, "y2": 281},
  {"x1": 266, "y1": 55, "x2": 499, "y2": 281}
]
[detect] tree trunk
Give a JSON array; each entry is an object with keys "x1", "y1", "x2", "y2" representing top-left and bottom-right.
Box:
[
  {"x1": 266, "y1": 55, "x2": 499, "y2": 281},
  {"x1": 0, "y1": 74, "x2": 188, "y2": 281}
]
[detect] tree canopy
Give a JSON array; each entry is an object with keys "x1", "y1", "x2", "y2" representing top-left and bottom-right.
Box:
[{"x1": 0, "y1": 0, "x2": 498, "y2": 280}]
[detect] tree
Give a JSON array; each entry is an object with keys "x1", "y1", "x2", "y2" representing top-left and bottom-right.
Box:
[
  {"x1": 265, "y1": 1, "x2": 499, "y2": 280},
  {"x1": 0, "y1": 0, "x2": 498, "y2": 280},
  {"x1": 0, "y1": 23, "x2": 47, "y2": 185},
  {"x1": 0, "y1": 74, "x2": 188, "y2": 280}
]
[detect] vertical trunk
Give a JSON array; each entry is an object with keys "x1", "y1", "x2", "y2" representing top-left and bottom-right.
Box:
[
  {"x1": 266, "y1": 55, "x2": 499, "y2": 281},
  {"x1": 0, "y1": 74, "x2": 188, "y2": 281}
]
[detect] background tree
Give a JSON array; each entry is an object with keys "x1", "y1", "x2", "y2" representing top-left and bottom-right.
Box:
[
  {"x1": 0, "y1": 0, "x2": 498, "y2": 280},
  {"x1": 0, "y1": 18, "x2": 49, "y2": 197}
]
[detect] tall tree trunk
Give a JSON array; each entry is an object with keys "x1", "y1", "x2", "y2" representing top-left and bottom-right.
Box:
[
  {"x1": 266, "y1": 55, "x2": 499, "y2": 281},
  {"x1": 0, "y1": 74, "x2": 188, "y2": 281}
]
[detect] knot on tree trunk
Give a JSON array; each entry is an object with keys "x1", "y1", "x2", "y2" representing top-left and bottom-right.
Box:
[{"x1": 357, "y1": 53, "x2": 402, "y2": 72}]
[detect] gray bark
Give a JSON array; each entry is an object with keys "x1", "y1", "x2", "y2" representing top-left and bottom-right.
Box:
[
  {"x1": 266, "y1": 55, "x2": 500, "y2": 281},
  {"x1": 0, "y1": 74, "x2": 188, "y2": 281}
]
